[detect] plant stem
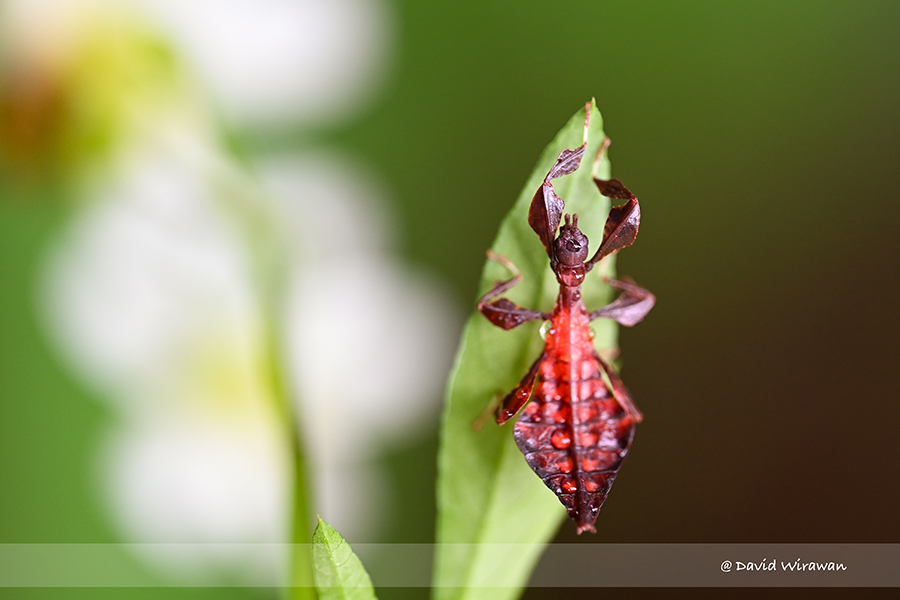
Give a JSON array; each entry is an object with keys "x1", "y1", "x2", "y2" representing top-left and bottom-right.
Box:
[
  {"x1": 289, "y1": 429, "x2": 316, "y2": 599},
  {"x1": 210, "y1": 158, "x2": 317, "y2": 598},
  {"x1": 265, "y1": 319, "x2": 316, "y2": 600}
]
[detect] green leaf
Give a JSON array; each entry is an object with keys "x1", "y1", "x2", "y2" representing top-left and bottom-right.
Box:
[
  {"x1": 433, "y1": 101, "x2": 618, "y2": 600},
  {"x1": 312, "y1": 518, "x2": 378, "y2": 600}
]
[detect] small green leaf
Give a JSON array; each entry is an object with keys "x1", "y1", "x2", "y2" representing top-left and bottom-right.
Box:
[
  {"x1": 312, "y1": 518, "x2": 378, "y2": 600},
  {"x1": 434, "y1": 101, "x2": 618, "y2": 600}
]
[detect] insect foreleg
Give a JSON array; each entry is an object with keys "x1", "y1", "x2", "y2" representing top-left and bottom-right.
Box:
[
  {"x1": 477, "y1": 251, "x2": 548, "y2": 330},
  {"x1": 496, "y1": 351, "x2": 548, "y2": 425},
  {"x1": 589, "y1": 277, "x2": 655, "y2": 326}
]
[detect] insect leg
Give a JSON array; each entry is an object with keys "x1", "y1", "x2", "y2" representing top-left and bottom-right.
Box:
[
  {"x1": 589, "y1": 277, "x2": 655, "y2": 326},
  {"x1": 477, "y1": 251, "x2": 548, "y2": 330},
  {"x1": 496, "y1": 351, "x2": 548, "y2": 425},
  {"x1": 597, "y1": 356, "x2": 643, "y2": 423}
]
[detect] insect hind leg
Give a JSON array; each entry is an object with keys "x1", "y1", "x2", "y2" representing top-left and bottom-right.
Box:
[{"x1": 496, "y1": 351, "x2": 548, "y2": 425}]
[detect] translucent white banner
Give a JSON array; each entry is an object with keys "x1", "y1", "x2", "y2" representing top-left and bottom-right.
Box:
[{"x1": 0, "y1": 544, "x2": 897, "y2": 587}]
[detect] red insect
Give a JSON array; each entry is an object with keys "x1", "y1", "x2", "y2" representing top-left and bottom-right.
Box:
[{"x1": 477, "y1": 129, "x2": 654, "y2": 534}]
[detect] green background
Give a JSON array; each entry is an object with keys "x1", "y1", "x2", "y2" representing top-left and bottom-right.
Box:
[{"x1": 3, "y1": 1, "x2": 900, "y2": 599}]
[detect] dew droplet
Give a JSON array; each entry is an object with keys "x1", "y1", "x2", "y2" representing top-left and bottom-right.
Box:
[
  {"x1": 551, "y1": 429, "x2": 571, "y2": 449},
  {"x1": 539, "y1": 320, "x2": 552, "y2": 340},
  {"x1": 561, "y1": 478, "x2": 577, "y2": 493}
]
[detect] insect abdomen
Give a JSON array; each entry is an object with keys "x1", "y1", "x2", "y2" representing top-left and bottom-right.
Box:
[{"x1": 513, "y1": 353, "x2": 635, "y2": 533}]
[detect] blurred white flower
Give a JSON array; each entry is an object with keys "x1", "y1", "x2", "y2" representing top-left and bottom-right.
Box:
[
  {"x1": 259, "y1": 156, "x2": 459, "y2": 536},
  {"x1": 42, "y1": 144, "x2": 459, "y2": 580},
  {"x1": 42, "y1": 148, "x2": 293, "y2": 583},
  {"x1": 103, "y1": 418, "x2": 289, "y2": 584},
  {"x1": 43, "y1": 152, "x2": 263, "y2": 409},
  {"x1": 1, "y1": 0, "x2": 392, "y2": 145},
  {"x1": 133, "y1": 0, "x2": 393, "y2": 125},
  {"x1": 13, "y1": 0, "x2": 455, "y2": 586}
]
